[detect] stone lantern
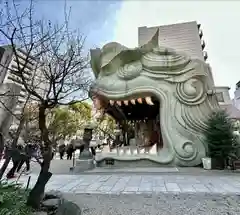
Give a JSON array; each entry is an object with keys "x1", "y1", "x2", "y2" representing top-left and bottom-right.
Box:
[
  {"x1": 75, "y1": 121, "x2": 97, "y2": 172},
  {"x1": 78, "y1": 122, "x2": 95, "y2": 159}
]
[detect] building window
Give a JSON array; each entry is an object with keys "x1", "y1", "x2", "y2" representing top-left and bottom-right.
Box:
[{"x1": 216, "y1": 92, "x2": 224, "y2": 102}]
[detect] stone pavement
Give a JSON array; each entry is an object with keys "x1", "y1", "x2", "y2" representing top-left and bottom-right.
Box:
[{"x1": 12, "y1": 173, "x2": 240, "y2": 194}]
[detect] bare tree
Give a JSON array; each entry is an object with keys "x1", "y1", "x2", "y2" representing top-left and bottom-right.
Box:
[{"x1": 0, "y1": 0, "x2": 92, "y2": 208}]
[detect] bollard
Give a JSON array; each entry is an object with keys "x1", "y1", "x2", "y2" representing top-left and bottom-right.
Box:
[
  {"x1": 26, "y1": 176, "x2": 31, "y2": 190},
  {"x1": 69, "y1": 152, "x2": 75, "y2": 171}
]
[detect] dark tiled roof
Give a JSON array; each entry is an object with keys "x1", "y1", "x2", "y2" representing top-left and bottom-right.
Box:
[{"x1": 220, "y1": 104, "x2": 240, "y2": 119}]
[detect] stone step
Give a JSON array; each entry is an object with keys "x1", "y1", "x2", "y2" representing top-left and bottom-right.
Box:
[
  {"x1": 102, "y1": 145, "x2": 157, "y2": 155},
  {"x1": 85, "y1": 167, "x2": 179, "y2": 173}
]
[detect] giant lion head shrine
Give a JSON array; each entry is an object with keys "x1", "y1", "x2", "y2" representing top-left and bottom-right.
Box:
[{"x1": 89, "y1": 29, "x2": 225, "y2": 167}]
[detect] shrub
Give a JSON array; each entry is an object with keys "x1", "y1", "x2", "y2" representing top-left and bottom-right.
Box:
[
  {"x1": 204, "y1": 110, "x2": 236, "y2": 162},
  {"x1": 0, "y1": 180, "x2": 34, "y2": 215}
]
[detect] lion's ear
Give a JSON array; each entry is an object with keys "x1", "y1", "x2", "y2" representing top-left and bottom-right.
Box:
[{"x1": 90, "y1": 48, "x2": 101, "y2": 78}]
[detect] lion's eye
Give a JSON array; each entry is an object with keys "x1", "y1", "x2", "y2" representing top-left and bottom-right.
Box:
[{"x1": 117, "y1": 61, "x2": 142, "y2": 80}]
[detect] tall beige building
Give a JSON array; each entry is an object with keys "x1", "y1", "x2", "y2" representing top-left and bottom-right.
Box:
[
  {"x1": 0, "y1": 46, "x2": 48, "y2": 116},
  {"x1": 0, "y1": 46, "x2": 49, "y2": 131},
  {"x1": 138, "y1": 21, "x2": 208, "y2": 61}
]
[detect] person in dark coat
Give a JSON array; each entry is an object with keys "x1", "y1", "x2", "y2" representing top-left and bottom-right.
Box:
[
  {"x1": 51, "y1": 147, "x2": 55, "y2": 160},
  {"x1": 16, "y1": 144, "x2": 33, "y2": 174},
  {"x1": 59, "y1": 144, "x2": 66, "y2": 159},
  {"x1": 66, "y1": 144, "x2": 74, "y2": 160},
  {"x1": 6, "y1": 144, "x2": 23, "y2": 179}
]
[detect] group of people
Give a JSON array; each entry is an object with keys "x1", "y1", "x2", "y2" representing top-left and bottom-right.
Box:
[
  {"x1": 5, "y1": 143, "x2": 56, "y2": 179},
  {"x1": 6, "y1": 143, "x2": 36, "y2": 179},
  {"x1": 58, "y1": 143, "x2": 75, "y2": 160},
  {"x1": 58, "y1": 141, "x2": 100, "y2": 160}
]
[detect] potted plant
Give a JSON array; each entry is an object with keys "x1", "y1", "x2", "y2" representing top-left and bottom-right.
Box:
[{"x1": 202, "y1": 110, "x2": 236, "y2": 170}]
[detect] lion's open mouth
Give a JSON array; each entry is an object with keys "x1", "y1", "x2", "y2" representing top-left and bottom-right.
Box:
[
  {"x1": 93, "y1": 95, "x2": 160, "y2": 121},
  {"x1": 93, "y1": 93, "x2": 163, "y2": 149}
]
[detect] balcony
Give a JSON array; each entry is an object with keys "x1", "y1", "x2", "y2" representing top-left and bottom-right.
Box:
[
  {"x1": 18, "y1": 95, "x2": 26, "y2": 103},
  {"x1": 15, "y1": 103, "x2": 24, "y2": 110},
  {"x1": 201, "y1": 40, "x2": 206, "y2": 50},
  {"x1": 7, "y1": 75, "x2": 23, "y2": 85},
  {"x1": 16, "y1": 49, "x2": 36, "y2": 65},
  {"x1": 203, "y1": 51, "x2": 208, "y2": 61},
  {"x1": 199, "y1": 29, "x2": 203, "y2": 39},
  {"x1": 21, "y1": 87, "x2": 27, "y2": 92},
  {"x1": 236, "y1": 81, "x2": 240, "y2": 89},
  {"x1": 9, "y1": 69, "x2": 31, "y2": 81},
  {"x1": 11, "y1": 61, "x2": 33, "y2": 76},
  {"x1": 20, "y1": 90, "x2": 26, "y2": 97}
]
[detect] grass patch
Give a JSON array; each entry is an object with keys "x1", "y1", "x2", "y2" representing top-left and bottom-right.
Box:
[{"x1": 0, "y1": 180, "x2": 35, "y2": 215}]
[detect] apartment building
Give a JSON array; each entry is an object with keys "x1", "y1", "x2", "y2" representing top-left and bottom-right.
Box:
[
  {"x1": 138, "y1": 21, "x2": 208, "y2": 61},
  {"x1": 0, "y1": 45, "x2": 48, "y2": 125}
]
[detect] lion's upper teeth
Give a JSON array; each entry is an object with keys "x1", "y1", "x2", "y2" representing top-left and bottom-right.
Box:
[
  {"x1": 137, "y1": 98, "x2": 142, "y2": 104},
  {"x1": 109, "y1": 97, "x2": 155, "y2": 106},
  {"x1": 109, "y1": 100, "x2": 115, "y2": 105},
  {"x1": 130, "y1": 99, "x2": 136, "y2": 105},
  {"x1": 145, "y1": 97, "x2": 154, "y2": 105}
]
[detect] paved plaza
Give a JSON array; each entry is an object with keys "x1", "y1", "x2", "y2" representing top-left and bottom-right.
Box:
[
  {"x1": 11, "y1": 171, "x2": 240, "y2": 214},
  {"x1": 2, "y1": 159, "x2": 240, "y2": 195},
  {"x1": 13, "y1": 172, "x2": 240, "y2": 194}
]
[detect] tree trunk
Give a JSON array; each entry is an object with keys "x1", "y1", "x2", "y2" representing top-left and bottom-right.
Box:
[
  {"x1": 27, "y1": 104, "x2": 53, "y2": 209},
  {"x1": 26, "y1": 171, "x2": 52, "y2": 209},
  {"x1": 0, "y1": 133, "x2": 4, "y2": 160}
]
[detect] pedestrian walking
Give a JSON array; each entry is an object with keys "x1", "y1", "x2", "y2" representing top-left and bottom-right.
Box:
[
  {"x1": 6, "y1": 144, "x2": 23, "y2": 179},
  {"x1": 16, "y1": 144, "x2": 33, "y2": 174},
  {"x1": 59, "y1": 143, "x2": 65, "y2": 159},
  {"x1": 51, "y1": 147, "x2": 55, "y2": 160},
  {"x1": 66, "y1": 144, "x2": 74, "y2": 160}
]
